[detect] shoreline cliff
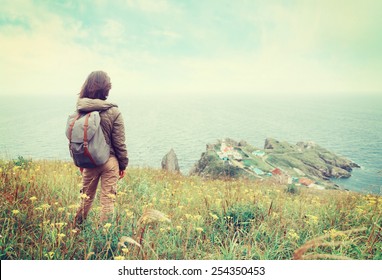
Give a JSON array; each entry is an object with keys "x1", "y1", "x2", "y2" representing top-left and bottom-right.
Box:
[{"x1": 189, "y1": 138, "x2": 360, "y2": 191}]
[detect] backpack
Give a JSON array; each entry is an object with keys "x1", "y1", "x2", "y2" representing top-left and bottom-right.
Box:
[{"x1": 65, "y1": 111, "x2": 110, "y2": 168}]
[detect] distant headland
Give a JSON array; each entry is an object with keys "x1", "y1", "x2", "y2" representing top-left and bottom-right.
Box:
[{"x1": 189, "y1": 138, "x2": 360, "y2": 191}]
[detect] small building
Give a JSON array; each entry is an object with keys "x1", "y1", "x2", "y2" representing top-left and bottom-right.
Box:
[
  {"x1": 252, "y1": 150, "x2": 265, "y2": 157},
  {"x1": 252, "y1": 167, "x2": 264, "y2": 175},
  {"x1": 299, "y1": 177, "x2": 314, "y2": 186},
  {"x1": 272, "y1": 168, "x2": 282, "y2": 176}
]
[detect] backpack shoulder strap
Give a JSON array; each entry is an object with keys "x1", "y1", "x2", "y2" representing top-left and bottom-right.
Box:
[
  {"x1": 83, "y1": 112, "x2": 98, "y2": 166},
  {"x1": 68, "y1": 114, "x2": 81, "y2": 142}
]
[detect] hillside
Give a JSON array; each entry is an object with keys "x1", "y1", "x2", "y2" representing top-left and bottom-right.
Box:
[{"x1": 0, "y1": 159, "x2": 381, "y2": 260}]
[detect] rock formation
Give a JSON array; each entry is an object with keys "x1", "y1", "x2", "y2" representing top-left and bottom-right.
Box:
[
  {"x1": 161, "y1": 149, "x2": 180, "y2": 173},
  {"x1": 190, "y1": 138, "x2": 360, "y2": 189}
]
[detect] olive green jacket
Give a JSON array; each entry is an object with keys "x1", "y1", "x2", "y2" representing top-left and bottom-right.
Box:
[{"x1": 77, "y1": 98, "x2": 128, "y2": 170}]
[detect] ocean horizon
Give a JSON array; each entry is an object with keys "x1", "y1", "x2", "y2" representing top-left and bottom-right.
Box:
[{"x1": 0, "y1": 93, "x2": 381, "y2": 195}]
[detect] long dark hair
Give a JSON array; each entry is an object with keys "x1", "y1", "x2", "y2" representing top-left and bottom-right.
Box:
[{"x1": 79, "y1": 71, "x2": 112, "y2": 100}]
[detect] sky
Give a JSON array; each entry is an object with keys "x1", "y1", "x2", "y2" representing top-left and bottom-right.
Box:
[{"x1": 1, "y1": 0, "x2": 382, "y2": 98}]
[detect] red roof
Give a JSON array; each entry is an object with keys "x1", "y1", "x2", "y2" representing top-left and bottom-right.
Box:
[{"x1": 272, "y1": 168, "x2": 282, "y2": 175}]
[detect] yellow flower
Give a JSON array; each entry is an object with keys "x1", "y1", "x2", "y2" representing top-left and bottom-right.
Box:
[
  {"x1": 71, "y1": 229, "x2": 79, "y2": 234},
  {"x1": 306, "y1": 214, "x2": 319, "y2": 225},
  {"x1": 122, "y1": 248, "x2": 129, "y2": 254},
  {"x1": 29, "y1": 196, "x2": 37, "y2": 202},
  {"x1": 125, "y1": 210, "x2": 134, "y2": 218},
  {"x1": 107, "y1": 194, "x2": 116, "y2": 200},
  {"x1": 58, "y1": 207, "x2": 65, "y2": 212},
  {"x1": 12, "y1": 166, "x2": 20, "y2": 171},
  {"x1": 195, "y1": 227, "x2": 204, "y2": 233},
  {"x1": 193, "y1": 215, "x2": 202, "y2": 221},
  {"x1": 114, "y1": 256, "x2": 125, "y2": 260},
  {"x1": 12, "y1": 210, "x2": 20, "y2": 215},
  {"x1": 40, "y1": 203, "x2": 50, "y2": 210},
  {"x1": 176, "y1": 225, "x2": 182, "y2": 231},
  {"x1": 57, "y1": 233, "x2": 66, "y2": 239},
  {"x1": 209, "y1": 213, "x2": 218, "y2": 220},
  {"x1": 104, "y1": 223, "x2": 112, "y2": 230},
  {"x1": 287, "y1": 229, "x2": 300, "y2": 241},
  {"x1": 80, "y1": 194, "x2": 90, "y2": 199},
  {"x1": 45, "y1": 251, "x2": 54, "y2": 258}
]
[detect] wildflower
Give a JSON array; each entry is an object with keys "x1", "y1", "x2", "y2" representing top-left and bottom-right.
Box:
[
  {"x1": 107, "y1": 193, "x2": 116, "y2": 200},
  {"x1": 209, "y1": 213, "x2": 218, "y2": 220},
  {"x1": 176, "y1": 225, "x2": 182, "y2": 231},
  {"x1": 117, "y1": 191, "x2": 127, "y2": 196},
  {"x1": 195, "y1": 227, "x2": 204, "y2": 233},
  {"x1": 193, "y1": 215, "x2": 202, "y2": 221},
  {"x1": 125, "y1": 210, "x2": 134, "y2": 218},
  {"x1": 104, "y1": 223, "x2": 112, "y2": 230},
  {"x1": 287, "y1": 229, "x2": 300, "y2": 241},
  {"x1": 114, "y1": 256, "x2": 125, "y2": 260},
  {"x1": 12, "y1": 166, "x2": 20, "y2": 171},
  {"x1": 71, "y1": 229, "x2": 79, "y2": 234},
  {"x1": 40, "y1": 203, "x2": 50, "y2": 210},
  {"x1": 45, "y1": 251, "x2": 54, "y2": 258},
  {"x1": 80, "y1": 194, "x2": 90, "y2": 200},
  {"x1": 306, "y1": 214, "x2": 319, "y2": 225},
  {"x1": 272, "y1": 212, "x2": 279, "y2": 219},
  {"x1": 12, "y1": 210, "x2": 20, "y2": 215},
  {"x1": 58, "y1": 207, "x2": 65, "y2": 212},
  {"x1": 122, "y1": 248, "x2": 129, "y2": 254},
  {"x1": 185, "y1": 214, "x2": 192, "y2": 220},
  {"x1": 29, "y1": 196, "x2": 37, "y2": 202},
  {"x1": 57, "y1": 233, "x2": 66, "y2": 239}
]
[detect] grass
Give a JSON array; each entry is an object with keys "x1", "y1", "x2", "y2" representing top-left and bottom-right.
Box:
[{"x1": 0, "y1": 159, "x2": 381, "y2": 260}]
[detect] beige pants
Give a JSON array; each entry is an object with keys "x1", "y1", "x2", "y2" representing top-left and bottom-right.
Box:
[{"x1": 75, "y1": 156, "x2": 119, "y2": 224}]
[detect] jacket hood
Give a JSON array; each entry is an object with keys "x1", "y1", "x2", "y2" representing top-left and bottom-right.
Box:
[{"x1": 76, "y1": 98, "x2": 118, "y2": 112}]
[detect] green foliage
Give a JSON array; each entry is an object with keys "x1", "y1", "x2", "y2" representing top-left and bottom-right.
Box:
[
  {"x1": 224, "y1": 203, "x2": 265, "y2": 231},
  {"x1": 286, "y1": 184, "x2": 299, "y2": 195},
  {"x1": 12, "y1": 156, "x2": 32, "y2": 170}
]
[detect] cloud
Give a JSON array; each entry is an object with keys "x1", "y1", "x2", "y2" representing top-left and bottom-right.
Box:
[
  {"x1": 0, "y1": 0, "x2": 381, "y2": 97},
  {"x1": 125, "y1": 0, "x2": 173, "y2": 13}
]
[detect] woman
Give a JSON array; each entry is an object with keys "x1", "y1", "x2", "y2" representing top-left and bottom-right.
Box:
[{"x1": 74, "y1": 71, "x2": 128, "y2": 226}]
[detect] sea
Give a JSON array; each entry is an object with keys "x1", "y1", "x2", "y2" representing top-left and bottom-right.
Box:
[{"x1": 0, "y1": 93, "x2": 381, "y2": 195}]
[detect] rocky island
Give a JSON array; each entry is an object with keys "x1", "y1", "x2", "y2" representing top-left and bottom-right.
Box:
[{"x1": 190, "y1": 138, "x2": 360, "y2": 190}]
